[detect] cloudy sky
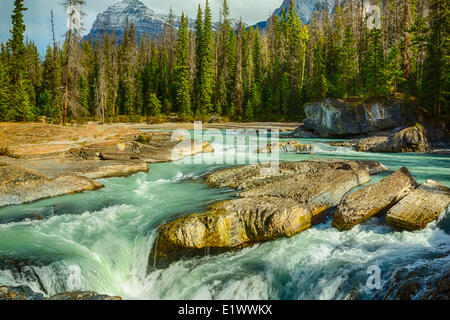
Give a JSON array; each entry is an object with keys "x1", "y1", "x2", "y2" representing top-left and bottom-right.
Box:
[{"x1": 0, "y1": 0, "x2": 281, "y2": 55}]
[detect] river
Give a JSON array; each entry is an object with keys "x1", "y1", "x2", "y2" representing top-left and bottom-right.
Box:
[{"x1": 0, "y1": 131, "x2": 449, "y2": 300}]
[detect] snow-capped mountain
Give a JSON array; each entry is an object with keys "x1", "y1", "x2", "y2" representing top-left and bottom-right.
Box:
[
  {"x1": 87, "y1": 0, "x2": 242, "y2": 42},
  {"x1": 87, "y1": 0, "x2": 167, "y2": 41},
  {"x1": 253, "y1": 0, "x2": 331, "y2": 30}
]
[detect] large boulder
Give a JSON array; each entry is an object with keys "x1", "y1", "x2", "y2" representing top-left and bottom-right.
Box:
[
  {"x1": 356, "y1": 126, "x2": 432, "y2": 153},
  {"x1": 332, "y1": 168, "x2": 419, "y2": 231},
  {"x1": 303, "y1": 99, "x2": 416, "y2": 138},
  {"x1": 386, "y1": 180, "x2": 450, "y2": 231},
  {"x1": 151, "y1": 160, "x2": 388, "y2": 267},
  {"x1": 153, "y1": 197, "x2": 311, "y2": 266}
]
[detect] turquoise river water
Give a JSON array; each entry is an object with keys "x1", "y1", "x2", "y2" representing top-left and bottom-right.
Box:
[{"x1": 0, "y1": 132, "x2": 449, "y2": 300}]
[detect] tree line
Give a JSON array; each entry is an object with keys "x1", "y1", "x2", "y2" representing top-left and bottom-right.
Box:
[{"x1": 0, "y1": 0, "x2": 448, "y2": 124}]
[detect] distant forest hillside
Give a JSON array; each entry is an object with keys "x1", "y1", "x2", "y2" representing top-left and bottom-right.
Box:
[{"x1": 0, "y1": 0, "x2": 448, "y2": 124}]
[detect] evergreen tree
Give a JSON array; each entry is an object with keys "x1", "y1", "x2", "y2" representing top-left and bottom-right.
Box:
[
  {"x1": 41, "y1": 46, "x2": 61, "y2": 121},
  {"x1": 0, "y1": 56, "x2": 10, "y2": 121},
  {"x1": 421, "y1": 0, "x2": 449, "y2": 115},
  {"x1": 196, "y1": 0, "x2": 215, "y2": 116},
  {"x1": 8, "y1": 0, "x2": 33, "y2": 121},
  {"x1": 310, "y1": 39, "x2": 328, "y2": 101},
  {"x1": 174, "y1": 13, "x2": 192, "y2": 116}
]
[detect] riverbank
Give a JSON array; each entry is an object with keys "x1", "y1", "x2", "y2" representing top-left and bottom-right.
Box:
[{"x1": 1, "y1": 122, "x2": 449, "y2": 300}]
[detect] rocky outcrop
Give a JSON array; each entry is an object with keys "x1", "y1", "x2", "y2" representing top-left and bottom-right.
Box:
[
  {"x1": 153, "y1": 197, "x2": 311, "y2": 265},
  {"x1": 380, "y1": 265, "x2": 450, "y2": 300},
  {"x1": 332, "y1": 168, "x2": 419, "y2": 231},
  {"x1": 386, "y1": 180, "x2": 450, "y2": 231},
  {"x1": 0, "y1": 286, "x2": 121, "y2": 300},
  {"x1": 303, "y1": 99, "x2": 416, "y2": 138},
  {"x1": 205, "y1": 160, "x2": 388, "y2": 190},
  {"x1": 0, "y1": 163, "x2": 104, "y2": 208},
  {"x1": 290, "y1": 125, "x2": 318, "y2": 138},
  {"x1": 0, "y1": 286, "x2": 45, "y2": 300},
  {"x1": 47, "y1": 291, "x2": 122, "y2": 300},
  {"x1": 356, "y1": 126, "x2": 432, "y2": 153},
  {"x1": 256, "y1": 140, "x2": 313, "y2": 153},
  {"x1": 0, "y1": 126, "x2": 213, "y2": 208},
  {"x1": 151, "y1": 160, "x2": 388, "y2": 267}
]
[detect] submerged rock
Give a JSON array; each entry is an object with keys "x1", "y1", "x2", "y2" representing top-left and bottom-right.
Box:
[
  {"x1": 356, "y1": 125, "x2": 432, "y2": 153},
  {"x1": 151, "y1": 160, "x2": 387, "y2": 267},
  {"x1": 256, "y1": 140, "x2": 313, "y2": 154},
  {"x1": 303, "y1": 99, "x2": 416, "y2": 138},
  {"x1": 386, "y1": 180, "x2": 450, "y2": 231},
  {"x1": 332, "y1": 168, "x2": 419, "y2": 231}
]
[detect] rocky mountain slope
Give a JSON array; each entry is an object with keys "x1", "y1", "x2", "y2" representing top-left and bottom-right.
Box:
[{"x1": 86, "y1": 0, "x2": 241, "y2": 42}]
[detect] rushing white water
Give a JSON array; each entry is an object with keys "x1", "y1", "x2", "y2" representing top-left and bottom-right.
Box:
[{"x1": 0, "y1": 133, "x2": 449, "y2": 300}]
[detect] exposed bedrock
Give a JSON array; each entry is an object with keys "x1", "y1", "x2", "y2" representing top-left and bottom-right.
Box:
[
  {"x1": 303, "y1": 99, "x2": 416, "y2": 138},
  {"x1": 332, "y1": 167, "x2": 419, "y2": 231},
  {"x1": 355, "y1": 125, "x2": 432, "y2": 153},
  {"x1": 386, "y1": 180, "x2": 450, "y2": 231},
  {"x1": 0, "y1": 286, "x2": 121, "y2": 300},
  {"x1": 150, "y1": 160, "x2": 387, "y2": 267}
]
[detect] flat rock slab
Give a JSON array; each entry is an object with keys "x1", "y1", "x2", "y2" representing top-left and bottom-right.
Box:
[
  {"x1": 0, "y1": 163, "x2": 104, "y2": 208},
  {"x1": 332, "y1": 167, "x2": 419, "y2": 231},
  {"x1": 386, "y1": 180, "x2": 450, "y2": 231},
  {"x1": 151, "y1": 160, "x2": 387, "y2": 267},
  {"x1": 1, "y1": 158, "x2": 150, "y2": 180},
  {"x1": 206, "y1": 160, "x2": 387, "y2": 191}
]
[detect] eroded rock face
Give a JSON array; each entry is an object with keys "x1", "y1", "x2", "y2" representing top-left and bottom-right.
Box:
[
  {"x1": 386, "y1": 180, "x2": 450, "y2": 231},
  {"x1": 151, "y1": 160, "x2": 388, "y2": 267},
  {"x1": 0, "y1": 128, "x2": 213, "y2": 208},
  {"x1": 0, "y1": 163, "x2": 104, "y2": 208},
  {"x1": 356, "y1": 126, "x2": 432, "y2": 153},
  {"x1": 332, "y1": 168, "x2": 419, "y2": 231},
  {"x1": 303, "y1": 99, "x2": 416, "y2": 138},
  {"x1": 153, "y1": 197, "x2": 311, "y2": 266},
  {"x1": 205, "y1": 160, "x2": 387, "y2": 191}
]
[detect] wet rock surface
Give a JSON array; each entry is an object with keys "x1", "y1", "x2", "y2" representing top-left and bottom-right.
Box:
[
  {"x1": 256, "y1": 140, "x2": 313, "y2": 154},
  {"x1": 386, "y1": 180, "x2": 450, "y2": 231},
  {"x1": 332, "y1": 168, "x2": 419, "y2": 231},
  {"x1": 0, "y1": 285, "x2": 121, "y2": 300},
  {"x1": 150, "y1": 160, "x2": 388, "y2": 267}
]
